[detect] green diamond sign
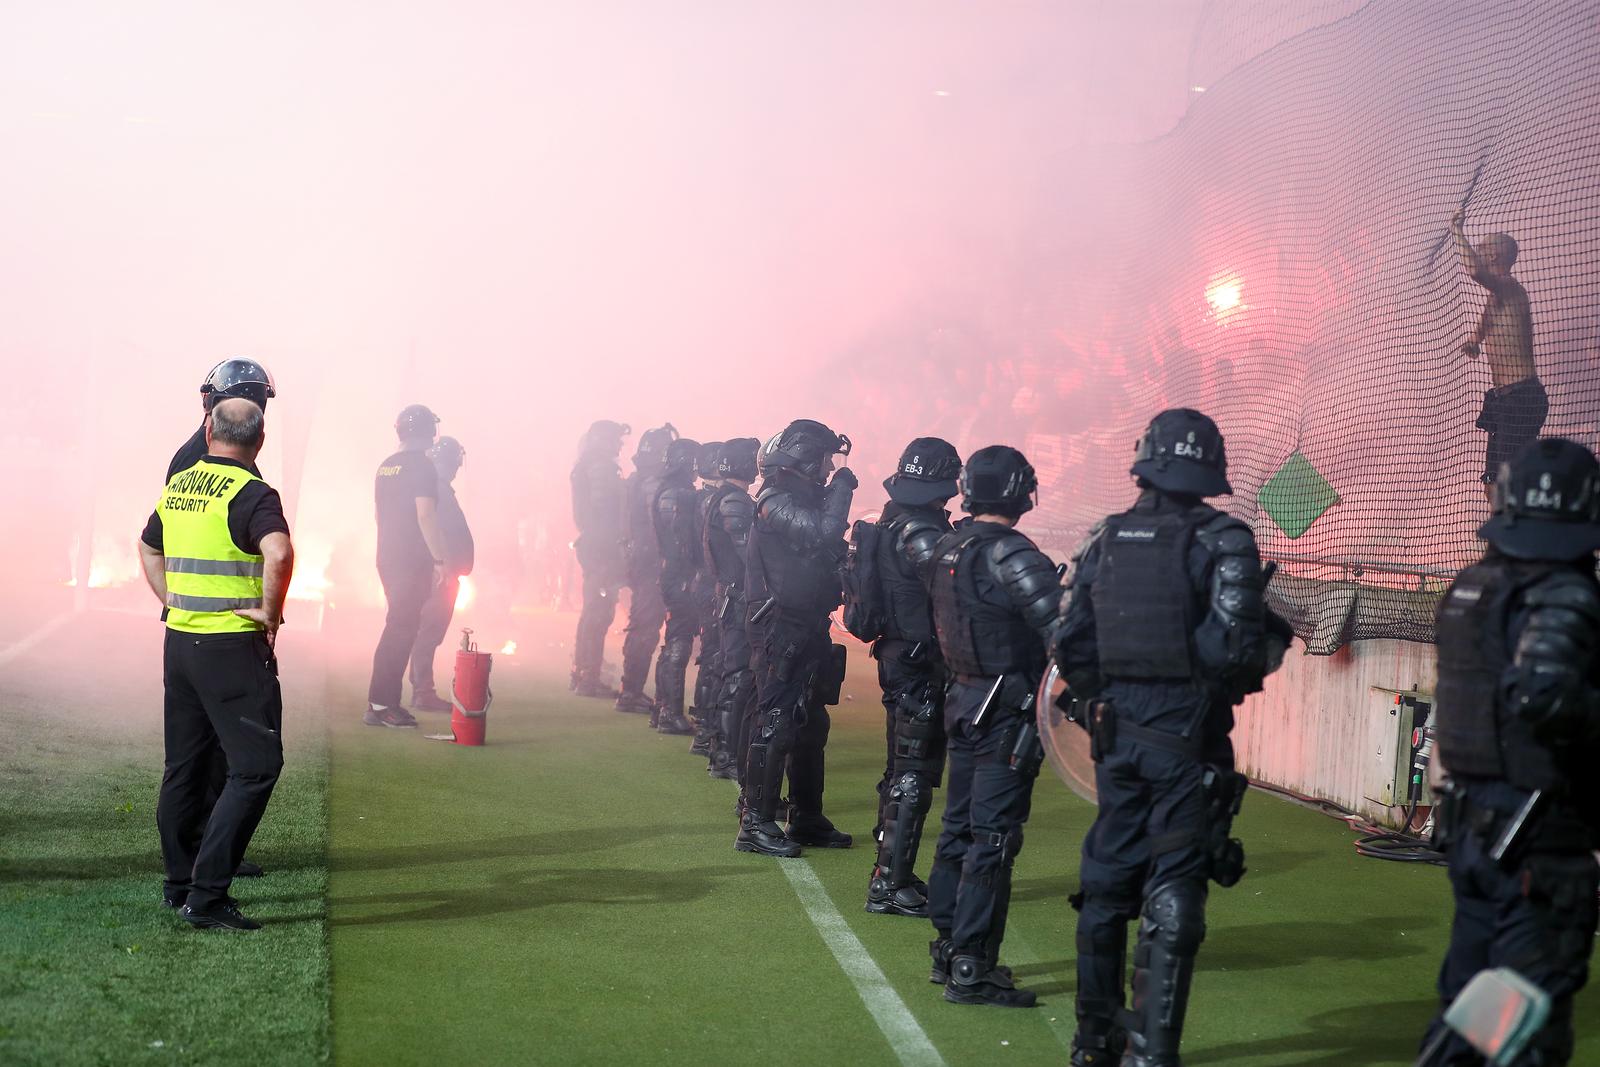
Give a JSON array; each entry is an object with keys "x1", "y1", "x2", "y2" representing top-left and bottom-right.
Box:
[{"x1": 1259, "y1": 450, "x2": 1339, "y2": 539}]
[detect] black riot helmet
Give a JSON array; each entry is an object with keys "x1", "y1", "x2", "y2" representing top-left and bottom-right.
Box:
[
  {"x1": 960, "y1": 445, "x2": 1038, "y2": 517},
  {"x1": 1480, "y1": 437, "x2": 1600, "y2": 561},
  {"x1": 663, "y1": 437, "x2": 701, "y2": 478},
  {"x1": 579, "y1": 419, "x2": 630, "y2": 456},
  {"x1": 1130, "y1": 408, "x2": 1231, "y2": 497},
  {"x1": 395, "y1": 403, "x2": 439, "y2": 445},
  {"x1": 633, "y1": 423, "x2": 678, "y2": 473},
  {"x1": 759, "y1": 419, "x2": 851, "y2": 484},
  {"x1": 201, "y1": 358, "x2": 276, "y2": 411},
  {"x1": 885, "y1": 436, "x2": 962, "y2": 507},
  {"x1": 428, "y1": 435, "x2": 465, "y2": 473},
  {"x1": 697, "y1": 441, "x2": 724, "y2": 481},
  {"x1": 717, "y1": 437, "x2": 761, "y2": 483}
]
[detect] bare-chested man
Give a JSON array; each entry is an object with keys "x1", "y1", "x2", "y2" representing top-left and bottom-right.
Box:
[{"x1": 1451, "y1": 207, "x2": 1544, "y2": 500}]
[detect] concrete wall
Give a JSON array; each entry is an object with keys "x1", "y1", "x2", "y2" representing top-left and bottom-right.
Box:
[{"x1": 1233, "y1": 638, "x2": 1437, "y2": 826}]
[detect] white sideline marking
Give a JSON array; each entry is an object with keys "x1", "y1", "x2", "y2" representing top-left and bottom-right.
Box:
[
  {"x1": 0, "y1": 613, "x2": 74, "y2": 669},
  {"x1": 781, "y1": 858, "x2": 947, "y2": 1067}
]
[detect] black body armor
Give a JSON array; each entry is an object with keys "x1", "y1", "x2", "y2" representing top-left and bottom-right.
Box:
[
  {"x1": 1435, "y1": 559, "x2": 1566, "y2": 791},
  {"x1": 747, "y1": 476, "x2": 849, "y2": 617},
  {"x1": 878, "y1": 506, "x2": 949, "y2": 646},
  {"x1": 653, "y1": 471, "x2": 701, "y2": 590},
  {"x1": 930, "y1": 524, "x2": 1053, "y2": 678},
  {"x1": 703, "y1": 483, "x2": 754, "y2": 592},
  {"x1": 1090, "y1": 507, "x2": 1213, "y2": 681}
]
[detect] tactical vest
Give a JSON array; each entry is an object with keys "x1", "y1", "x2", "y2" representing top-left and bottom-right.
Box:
[
  {"x1": 1435, "y1": 559, "x2": 1563, "y2": 791},
  {"x1": 702, "y1": 482, "x2": 740, "y2": 579},
  {"x1": 654, "y1": 474, "x2": 700, "y2": 578},
  {"x1": 879, "y1": 512, "x2": 941, "y2": 645},
  {"x1": 1090, "y1": 507, "x2": 1208, "y2": 680},
  {"x1": 749, "y1": 484, "x2": 841, "y2": 616},
  {"x1": 930, "y1": 525, "x2": 1045, "y2": 677},
  {"x1": 156, "y1": 459, "x2": 266, "y2": 635}
]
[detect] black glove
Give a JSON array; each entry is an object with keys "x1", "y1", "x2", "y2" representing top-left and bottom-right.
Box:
[{"x1": 830, "y1": 467, "x2": 859, "y2": 492}]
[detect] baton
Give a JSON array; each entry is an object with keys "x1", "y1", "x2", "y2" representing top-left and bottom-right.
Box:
[
  {"x1": 1488, "y1": 789, "x2": 1543, "y2": 866},
  {"x1": 971, "y1": 674, "x2": 1005, "y2": 729}
]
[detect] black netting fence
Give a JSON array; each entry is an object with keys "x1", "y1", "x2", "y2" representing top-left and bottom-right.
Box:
[{"x1": 825, "y1": 0, "x2": 1600, "y2": 654}]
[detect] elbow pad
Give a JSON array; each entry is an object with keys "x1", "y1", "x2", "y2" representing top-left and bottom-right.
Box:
[
  {"x1": 1505, "y1": 574, "x2": 1600, "y2": 738},
  {"x1": 820, "y1": 480, "x2": 854, "y2": 541},
  {"x1": 1194, "y1": 517, "x2": 1270, "y2": 684}
]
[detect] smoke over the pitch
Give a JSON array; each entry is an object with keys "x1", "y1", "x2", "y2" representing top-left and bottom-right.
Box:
[{"x1": 0, "y1": 2, "x2": 1203, "y2": 639}]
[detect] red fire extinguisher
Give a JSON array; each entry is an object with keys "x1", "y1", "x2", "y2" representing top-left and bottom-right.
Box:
[{"x1": 451, "y1": 628, "x2": 493, "y2": 746}]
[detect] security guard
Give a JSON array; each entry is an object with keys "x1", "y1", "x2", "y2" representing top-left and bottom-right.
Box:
[
  {"x1": 703, "y1": 438, "x2": 760, "y2": 781},
  {"x1": 138, "y1": 398, "x2": 293, "y2": 931},
  {"x1": 926, "y1": 445, "x2": 1061, "y2": 1007},
  {"x1": 652, "y1": 436, "x2": 703, "y2": 735},
  {"x1": 569, "y1": 420, "x2": 630, "y2": 697},
  {"x1": 738, "y1": 420, "x2": 855, "y2": 857},
  {"x1": 408, "y1": 436, "x2": 474, "y2": 712},
  {"x1": 1055, "y1": 409, "x2": 1288, "y2": 1065},
  {"x1": 863, "y1": 437, "x2": 961, "y2": 918},
  {"x1": 166, "y1": 358, "x2": 277, "y2": 880},
  {"x1": 688, "y1": 441, "x2": 726, "y2": 756},
  {"x1": 366, "y1": 404, "x2": 448, "y2": 729},
  {"x1": 617, "y1": 424, "x2": 678, "y2": 714},
  {"x1": 1421, "y1": 438, "x2": 1600, "y2": 1067}
]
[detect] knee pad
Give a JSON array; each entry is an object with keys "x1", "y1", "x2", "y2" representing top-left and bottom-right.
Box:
[
  {"x1": 1002, "y1": 826, "x2": 1024, "y2": 867},
  {"x1": 1144, "y1": 879, "x2": 1207, "y2": 955},
  {"x1": 888, "y1": 772, "x2": 930, "y2": 816}
]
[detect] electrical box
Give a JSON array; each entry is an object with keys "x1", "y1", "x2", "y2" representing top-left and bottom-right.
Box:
[{"x1": 1368, "y1": 687, "x2": 1434, "y2": 810}]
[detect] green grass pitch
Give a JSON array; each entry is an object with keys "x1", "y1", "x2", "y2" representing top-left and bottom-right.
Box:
[{"x1": 2, "y1": 608, "x2": 1595, "y2": 1065}]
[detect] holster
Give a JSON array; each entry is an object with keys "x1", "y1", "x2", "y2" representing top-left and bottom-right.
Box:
[
  {"x1": 1009, "y1": 720, "x2": 1044, "y2": 777},
  {"x1": 1202, "y1": 764, "x2": 1249, "y2": 888},
  {"x1": 818, "y1": 643, "x2": 847, "y2": 705},
  {"x1": 1088, "y1": 700, "x2": 1116, "y2": 763}
]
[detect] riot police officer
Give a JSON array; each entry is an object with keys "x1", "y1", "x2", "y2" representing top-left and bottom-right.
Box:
[
  {"x1": 689, "y1": 441, "x2": 725, "y2": 755},
  {"x1": 569, "y1": 420, "x2": 630, "y2": 698},
  {"x1": 703, "y1": 438, "x2": 760, "y2": 781},
  {"x1": 737, "y1": 420, "x2": 855, "y2": 857},
  {"x1": 860, "y1": 438, "x2": 961, "y2": 918},
  {"x1": 1420, "y1": 438, "x2": 1600, "y2": 1067},
  {"x1": 1055, "y1": 409, "x2": 1288, "y2": 1065},
  {"x1": 926, "y1": 446, "x2": 1061, "y2": 1008},
  {"x1": 617, "y1": 424, "x2": 678, "y2": 714},
  {"x1": 652, "y1": 437, "x2": 703, "y2": 736},
  {"x1": 169, "y1": 359, "x2": 276, "y2": 479}
]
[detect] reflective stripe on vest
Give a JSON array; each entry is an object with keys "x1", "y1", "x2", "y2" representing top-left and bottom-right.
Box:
[{"x1": 156, "y1": 459, "x2": 266, "y2": 634}]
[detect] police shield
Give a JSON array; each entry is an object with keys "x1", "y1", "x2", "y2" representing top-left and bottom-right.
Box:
[{"x1": 1036, "y1": 660, "x2": 1097, "y2": 804}]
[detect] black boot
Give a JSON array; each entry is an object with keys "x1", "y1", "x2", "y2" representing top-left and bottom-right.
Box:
[
  {"x1": 866, "y1": 868, "x2": 929, "y2": 917},
  {"x1": 656, "y1": 708, "x2": 694, "y2": 735},
  {"x1": 614, "y1": 690, "x2": 653, "y2": 714},
  {"x1": 735, "y1": 811, "x2": 801, "y2": 857},
  {"x1": 943, "y1": 952, "x2": 1036, "y2": 1008},
  {"x1": 786, "y1": 814, "x2": 852, "y2": 849},
  {"x1": 1068, "y1": 1024, "x2": 1126, "y2": 1067}
]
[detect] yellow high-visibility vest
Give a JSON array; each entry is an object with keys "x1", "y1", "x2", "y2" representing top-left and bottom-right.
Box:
[{"x1": 156, "y1": 459, "x2": 266, "y2": 634}]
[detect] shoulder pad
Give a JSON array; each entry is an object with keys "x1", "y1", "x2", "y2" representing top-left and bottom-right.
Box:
[
  {"x1": 896, "y1": 515, "x2": 948, "y2": 567},
  {"x1": 719, "y1": 490, "x2": 755, "y2": 520},
  {"x1": 986, "y1": 529, "x2": 1041, "y2": 563},
  {"x1": 1524, "y1": 570, "x2": 1600, "y2": 620},
  {"x1": 1195, "y1": 511, "x2": 1255, "y2": 553}
]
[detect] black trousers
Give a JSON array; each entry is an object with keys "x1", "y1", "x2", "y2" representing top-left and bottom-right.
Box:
[
  {"x1": 654, "y1": 582, "x2": 700, "y2": 714},
  {"x1": 1074, "y1": 697, "x2": 1222, "y2": 1029},
  {"x1": 573, "y1": 538, "x2": 624, "y2": 681},
  {"x1": 158, "y1": 630, "x2": 283, "y2": 910},
  {"x1": 620, "y1": 560, "x2": 666, "y2": 696},
  {"x1": 928, "y1": 686, "x2": 1038, "y2": 953},
  {"x1": 1422, "y1": 782, "x2": 1598, "y2": 1066},
  {"x1": 408, "y1": 574, "x2": 459, "y2": 694},
  {"x1": 749, "y1": 613, "x2": 833, "y2": 822},
  {"x1": 369, "y1": 563, "x2": 433, "y2": 707}
]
